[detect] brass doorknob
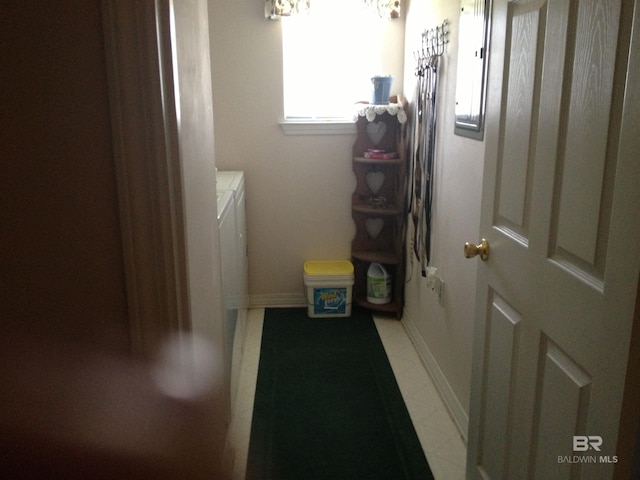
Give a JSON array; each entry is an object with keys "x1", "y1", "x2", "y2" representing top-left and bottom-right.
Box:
[{"x1": 464, "y1": 238, "x2": 489, "y2": 261}]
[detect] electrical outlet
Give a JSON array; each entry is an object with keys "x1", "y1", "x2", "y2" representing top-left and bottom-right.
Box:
[
  {"x1": 426, "y1": 267, "x2": 438, "y2": 291},
  {"x1": 426, "y1": 267, "x2": 444, "y2": 305}
]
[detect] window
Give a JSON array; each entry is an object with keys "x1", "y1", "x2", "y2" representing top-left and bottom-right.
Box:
[{"x1": 282, "y1": 0, "x2": 388, "y2": 121}]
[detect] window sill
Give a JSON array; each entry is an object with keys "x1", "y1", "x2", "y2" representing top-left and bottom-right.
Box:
[{"x1": 280, "y1": 120, "x2": 356, "y2": 135}]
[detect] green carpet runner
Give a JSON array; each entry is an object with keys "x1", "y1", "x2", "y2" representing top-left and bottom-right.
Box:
[{"x1": 246, "y1": 307, "x2": 434, "y2": 480}]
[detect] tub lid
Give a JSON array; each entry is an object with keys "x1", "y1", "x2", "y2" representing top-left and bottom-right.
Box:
[{"x1": 304, "y1": 260, "x2": 354, "y2": 276}]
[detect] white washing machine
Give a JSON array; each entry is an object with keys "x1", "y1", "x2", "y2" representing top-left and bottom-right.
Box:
[
  {"x1": 216, "y1": 171, "x2": 247, "y2": 406},
  {"x1": 216, "y1": 171, "x2": 248, "y2": 309},
  {"x1": 217, "y1": 188, "x2": 236, "y2": 396}
]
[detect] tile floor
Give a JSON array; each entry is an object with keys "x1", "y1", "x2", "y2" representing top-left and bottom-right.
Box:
[{"x1": 227, "y1": 308, "x2": 467, "y2": 480}]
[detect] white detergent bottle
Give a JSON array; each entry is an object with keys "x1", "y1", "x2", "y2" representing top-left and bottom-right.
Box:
[{"x1": 367, "y1": 263, "x2": 391, "y2": 304}]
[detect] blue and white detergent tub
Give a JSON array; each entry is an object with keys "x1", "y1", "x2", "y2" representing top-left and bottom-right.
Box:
[{"x1": 303, "y1": 260, "x2": 354, "y2": 318}]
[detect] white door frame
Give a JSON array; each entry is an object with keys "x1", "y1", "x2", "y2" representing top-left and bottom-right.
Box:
[{"x1": 101, "y1": 0, "x2": 190, "y2": 357}]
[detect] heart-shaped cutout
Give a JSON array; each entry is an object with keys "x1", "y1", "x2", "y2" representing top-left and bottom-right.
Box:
[
  {"x1": 366, "y1": 121, "x2": 387, "y2": 146},
  {"x1": 365, "y1": 171, "x2": 385, "y2": 194},
  {"x1": 365, "y1": 218, "x2": 384, "y2": 239}
]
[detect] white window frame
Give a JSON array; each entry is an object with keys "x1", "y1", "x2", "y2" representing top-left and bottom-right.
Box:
[{"x1": 280, "y1": 0, "x2": 388, "y2": 134}]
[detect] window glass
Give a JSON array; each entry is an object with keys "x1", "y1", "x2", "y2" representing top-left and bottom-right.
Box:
[{"x1": 282, "y1": 0, "x2": 385, "y2": 120}]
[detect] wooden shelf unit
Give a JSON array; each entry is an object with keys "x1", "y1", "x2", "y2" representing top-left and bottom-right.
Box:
[{"x1": 351, "y1": 106, "x2": 407, "y2": 318}]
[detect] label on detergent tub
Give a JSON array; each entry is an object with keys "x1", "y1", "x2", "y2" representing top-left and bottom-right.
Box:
[{"x1": 313, "y1": 287, "x2": 347, "y2": 315}]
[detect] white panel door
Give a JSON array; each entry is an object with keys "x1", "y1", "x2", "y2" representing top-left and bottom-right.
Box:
[{"x1": 466, "y1": 0, "x2": 640, "y2": 478}]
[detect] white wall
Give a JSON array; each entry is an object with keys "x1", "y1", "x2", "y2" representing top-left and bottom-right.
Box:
[
  {"x1": 402, "y1": 0, "x2": 484, "y2": 434},
  {"x1": 208, "y1": 0, "x2": 483, "y2": 435},
  {"x1": 208, "y1": 0, "x2": 405, "y2": 304}
]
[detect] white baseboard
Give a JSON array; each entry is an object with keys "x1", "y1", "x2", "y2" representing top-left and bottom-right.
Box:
[
  {"x1": 402, "y1": 310, "x2": 469, "y2": 442},
  {"x1": 249, "y1": 293, "x2": 306, "y2": 309}
]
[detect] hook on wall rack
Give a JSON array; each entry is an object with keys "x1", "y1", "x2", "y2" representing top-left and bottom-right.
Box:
[
  {"x1": 408, "y1": 19, "x2": 448, "y2": 274},
  {"x1": 414, "y1": 19, "x2": 449, "y2": 76}
]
